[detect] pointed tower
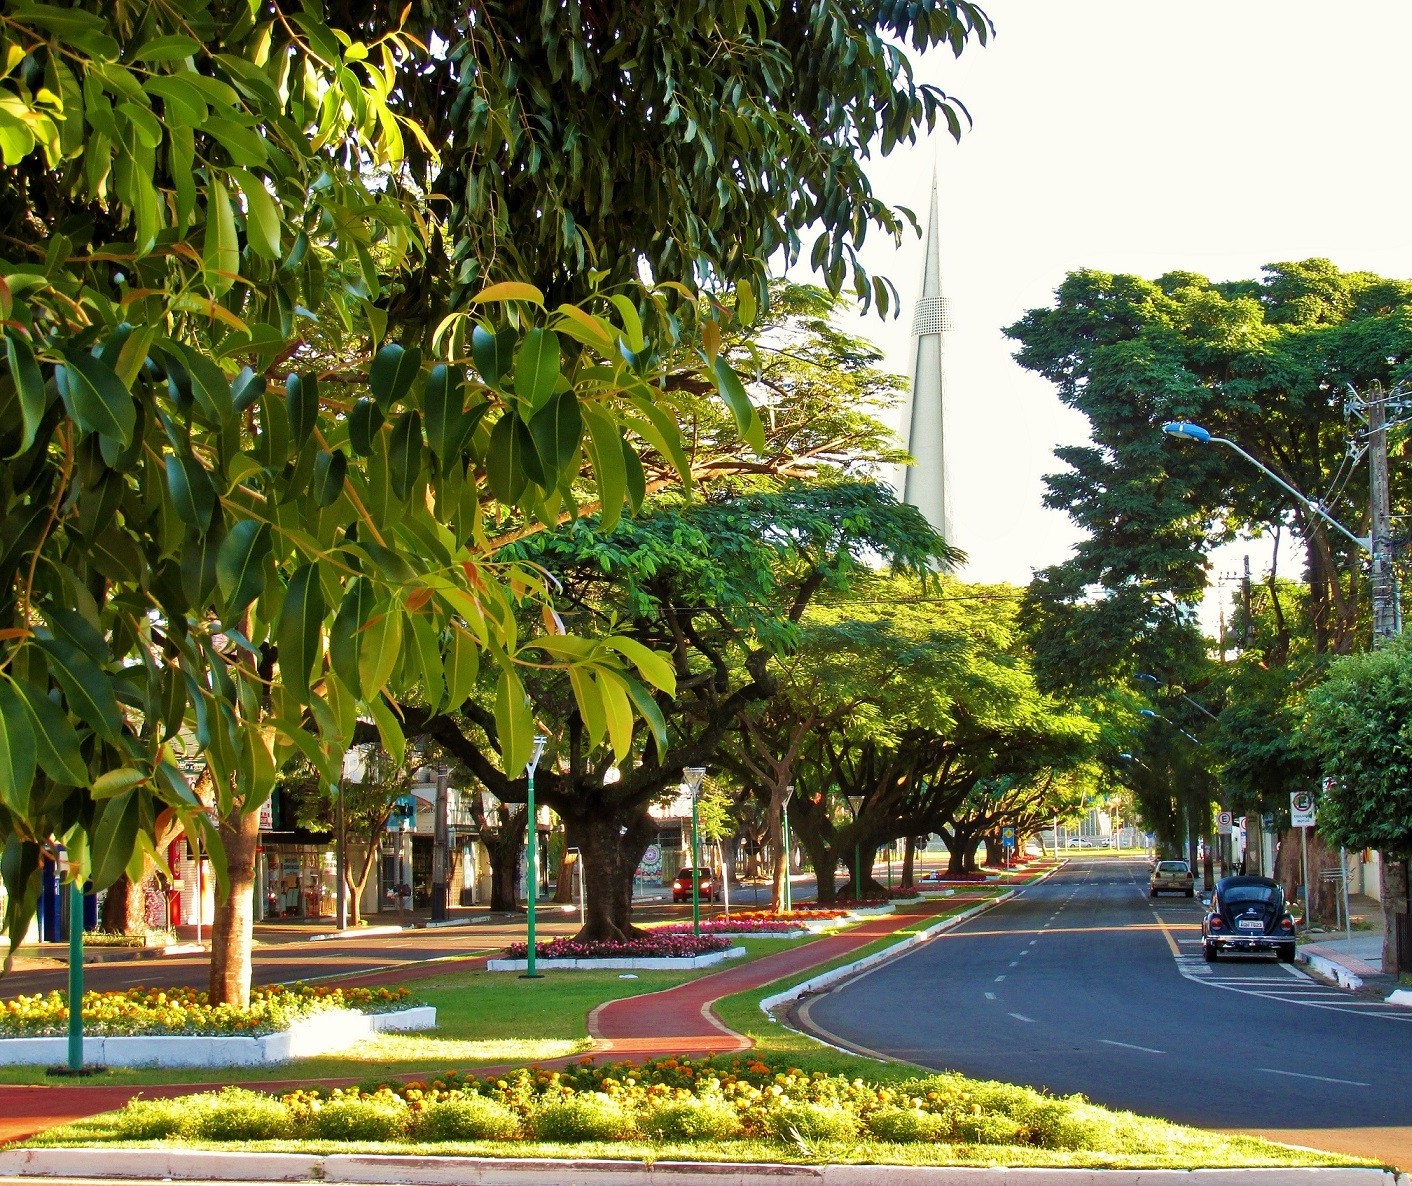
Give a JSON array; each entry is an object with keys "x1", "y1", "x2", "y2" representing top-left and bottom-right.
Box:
[{"x1": 902, "y1": 170, "x2": 953, "y2": 545}]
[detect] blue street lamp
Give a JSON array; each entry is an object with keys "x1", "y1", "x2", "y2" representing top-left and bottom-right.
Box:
[
  {"x1": 521, "y1": 733, "x2": 548, "y2": 980},
  {"x1": 1134, "y1": 673, "x2": 1219, "y2": 721}
]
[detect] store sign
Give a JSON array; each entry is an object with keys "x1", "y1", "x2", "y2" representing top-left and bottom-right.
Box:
[{"x1": 258, "y1": 798, "x2": 273, "y2": 830}]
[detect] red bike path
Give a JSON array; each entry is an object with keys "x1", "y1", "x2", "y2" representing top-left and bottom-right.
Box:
[{"x1": 0, "y1": 883, "x2": 1028, "y2": 1145}]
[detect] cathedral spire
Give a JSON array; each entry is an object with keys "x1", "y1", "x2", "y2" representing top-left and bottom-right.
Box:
[{"x1": 902, "y1": 166, "x2": 952, "y2": 546}]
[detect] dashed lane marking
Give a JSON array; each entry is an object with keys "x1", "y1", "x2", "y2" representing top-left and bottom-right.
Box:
[
  {"x1": 1008, "y1": 1012, "x2": 1036, "y2": 1023},
  {"x1": 1099, "y1": 1039, "x2": 1164, "y2": 1054},
  {"x1": 1258, "y1": 1067, "x2": 1371, "y2": 1088}
]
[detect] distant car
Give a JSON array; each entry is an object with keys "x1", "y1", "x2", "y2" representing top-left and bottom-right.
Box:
[
  {"x1": 1149, "y1": 859, "x2": 1194, "y2": 897},
  {"x1": 917, "y1": 870, "x2": 950, "y2": 884},
  {"x1": 672, "y1": 867, "x2": 719, "y2": 903},
  {"x1": 1202, "y1": 875, "x2": 1296, "y2": 962},
  {"x1": 1069, "y1": 837, "x2": 1092, "y2": 848}
]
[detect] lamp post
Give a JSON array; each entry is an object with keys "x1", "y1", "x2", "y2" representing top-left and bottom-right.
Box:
[
  {"x1": 1134, "y1": 673, "x2": 1219, "y2": 721},
  {"x1": 846, "y1": 795, "x2": 865, "y2": 898},
  {"x1": 781, "y1": 785, "x2": 794, "y2": 913},
  {"x1": 522, "y1": 733, "x2": 548, "y2": 979},
  {"x1": 682, "y1": 767, "x2": 707, "y2": 938}
]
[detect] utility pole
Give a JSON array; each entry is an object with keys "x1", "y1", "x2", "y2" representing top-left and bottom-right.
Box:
[
  {"x1": 1242, "y1": 555, "x2": 1252, "y2": 647},
  {"x1": 431, "y1": 764, "x2": 449, "y2": 922}
]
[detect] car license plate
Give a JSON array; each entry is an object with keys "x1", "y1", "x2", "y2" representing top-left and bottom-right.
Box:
[{"x1": 1237, "y1": 919, "x2": 1263, "y2": 930}]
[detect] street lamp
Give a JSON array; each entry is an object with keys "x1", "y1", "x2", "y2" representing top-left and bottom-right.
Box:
[
  {"x1": 1134, "y1": 673, "x2": 1219, "y2": 721},
  {"x1": 846, "y1": 795, "x2": 864, "y2": 899},
  {"x1": 522, "y1": 733, "x2": 548, "y2": 979},
  {"x1": 683, "y1": 767, "x2": 707, "y2": 937}
]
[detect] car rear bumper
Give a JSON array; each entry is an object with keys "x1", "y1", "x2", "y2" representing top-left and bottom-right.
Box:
[{"x1": 1207, "y1": 934, "x2": 1291, "y2": 951}]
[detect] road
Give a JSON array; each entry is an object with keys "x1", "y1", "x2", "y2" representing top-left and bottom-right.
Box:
[{"x1": 798, "y1": 855, "x2": 1412, "y2": 1170}]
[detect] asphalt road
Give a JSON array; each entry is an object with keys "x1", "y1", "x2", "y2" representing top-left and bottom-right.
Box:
[{"x1": 798, "y1": 855, "x2": 1412, "y2": 1170}]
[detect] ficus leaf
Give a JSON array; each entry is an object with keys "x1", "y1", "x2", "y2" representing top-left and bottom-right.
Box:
[
  {"x1": 216, "y1": 518, "x2": 271, "y2": 619},
  {"x1": 528, "y1": 388, "x2": 582, "y2": 484},
  {"x1": 370, "y1": 343, "x2": 422, "y2": 409},
  {"x1": 56, "y1": 348, "x2": 136, "y2": 447},
  {"x1": 471, "y1": 326, "x2": 517, "y2": 387},
  {"x1": 0, "y1": 682, "x2": 37, "y2": 819},
  {"x1": 276, "y1": 564, "x2": 325, "y2": 686},
  {"x1": 348, "y1": 396, "x2": 384, "y2": 456},
  {"x1": 513, "y1": 328, "x2": 561, "y2": 413}
]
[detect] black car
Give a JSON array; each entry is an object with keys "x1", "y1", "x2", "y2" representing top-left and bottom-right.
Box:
[{"x1": 1202, "y1": 875, "x2": 1296, "y2": 963}]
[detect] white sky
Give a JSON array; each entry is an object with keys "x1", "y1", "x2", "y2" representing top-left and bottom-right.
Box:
[{"x1": 831, "y1": 0, "x2": 1412, "y2": 601}]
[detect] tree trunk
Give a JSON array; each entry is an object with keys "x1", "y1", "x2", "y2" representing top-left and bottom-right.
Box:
[
  {"x1": 566, "y1": 811, "x2": 650, "y2": 941},
  {"x1": 1381, "y1": 856, "x2": 1408, "y2": 976},
  {"x1": 208, "y1": 808, "x2": 260, "y2": 1008},
  {"x1": 768, "y1": 786, "x2": 789, "y2": 912},
  {"x1": 982, "y1": 831, "x2": 1004, "y2": 868},
  {"x1": 552, "y1": 851, "x2": 578, "y2": 906},
  {"x1": 345, "y1": 834, "x2": 382, "y2": 928},
  {"x1": 483, "y1": 808, "x2": 526, "y2": 913},
  {"x1": 99, "y1": 874, "x2": 146, "y2": 933},
  {"x1": 900, "y1": 836, "x2": 917, "y2": 889}
]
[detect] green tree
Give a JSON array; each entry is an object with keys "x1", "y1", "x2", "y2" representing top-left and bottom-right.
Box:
[{"x1": 1301, "y1": 636, "x2": 1412, "y2": 971}]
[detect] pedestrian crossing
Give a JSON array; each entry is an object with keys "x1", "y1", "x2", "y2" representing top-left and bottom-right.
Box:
[{"x1": 1172, "y1": 951, "x2": 1412, "y2": 1022}]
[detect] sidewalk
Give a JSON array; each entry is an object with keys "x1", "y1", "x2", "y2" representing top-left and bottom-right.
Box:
[
  {"x1": 1299, "y1": 893, "x2": 1399, "y2": 995},
  {"x1": 0, "y1": 886, "x2": 1025, "y2": 1145}
]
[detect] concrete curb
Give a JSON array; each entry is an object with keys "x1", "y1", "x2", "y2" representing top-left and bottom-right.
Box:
[
  {"x1": 0, "y1": 1149, "x2": 1398, "y2": 1185},
  {"x1": 1298, "y1": 950, "x2": 1365, "y2": 991},
  {"x1": 1384, "y1": 988, "x2": 1412, "y2": 1008},
  {"x1": 487, "y1": 947, "x2": 747, "y2": 972},
  {"x1": 309, "y1": 925, "x2": 408, "y2": 942},
  {"x1": 757, "y1": 891, "x2": 1016, "y2": 1017}
]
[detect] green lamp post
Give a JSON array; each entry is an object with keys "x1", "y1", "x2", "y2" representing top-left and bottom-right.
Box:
[
  {"x1": 781, "y1": 785, "x2": 794, "y2": 913},
  {"x1": 847, "y1": 795, "x2": 864, "y2": 899},
  {"x1": 522, "y1": 733, "x2": 549, "y2": 979}
]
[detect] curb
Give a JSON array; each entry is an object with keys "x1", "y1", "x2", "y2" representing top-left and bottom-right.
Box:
[
  {"x1": 757, "y1": 891, "x2": 1016, "y2": 1017},
  {"x1": 0, "y1": 1149, "x2": 1398, "y2": 1185},
  {"x1": 309, "y1": 925, "x2": 408, "y2": 942},
  {"x1": 1298, "y1": 951, "x2": 1365, "y2": 991}
]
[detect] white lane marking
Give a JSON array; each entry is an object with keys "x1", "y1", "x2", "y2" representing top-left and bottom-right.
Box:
[
  {"x1": 1008, "y1": 961, "x2": 1020, "y2": 967},
  {"x1": 1257, "y1": 1067, "x2": 1371, "y2": 1088},
  {"x1": 1028, "y1": 939, "x2": 1038, "y2": 946},
  {"x1": 985, "y1": 992, "x2": 996, "y2": 1000},
  {"x1": 1100, "y1": 1039, "x2": 1165, "y2": 1054},
  {"x1": 1018, "y1": 950, "x2": 1029, "y2": 957},
  {"x1": 1008, "y1": 1012, "x2": 1036, "y2": 1023},
  {"x1": 995, "y1": 975, "x2": 1006, "y2": 982}
]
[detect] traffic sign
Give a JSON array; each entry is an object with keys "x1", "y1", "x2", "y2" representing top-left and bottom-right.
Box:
[
  {"x1": 1001, "y1": 826, "x2": 1016, "y2": 850},
  {"x1": 1217, "y1": 811, "x2": 1233, "y2": 835},
  {"x1": 1291, "y1": 791, "x2": 1317, "y2": 829}
]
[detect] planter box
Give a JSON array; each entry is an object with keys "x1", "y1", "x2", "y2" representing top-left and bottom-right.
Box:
[
  {"x1": 486, "y1": 946, "x2": 746, "y2": 972},
  {"x1": 0, "y1": 1006, "x2": 435, "y2": 1069}
]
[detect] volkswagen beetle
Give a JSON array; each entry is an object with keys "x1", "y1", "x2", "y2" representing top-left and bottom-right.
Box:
[{"x1": 1202, "y1": 875, "x2": 1296, "y2": 962}]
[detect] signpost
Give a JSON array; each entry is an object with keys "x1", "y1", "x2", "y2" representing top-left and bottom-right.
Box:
[
  {"x1": 1001, "y1": 826, "x2": 1016, "y2": 868},
  {"x1": 1291, "y1": 790, "x2": 1317, "y2": 922},
  {"x1": 1217, "y1": 811, "x2": 1232, "y2": 835}
]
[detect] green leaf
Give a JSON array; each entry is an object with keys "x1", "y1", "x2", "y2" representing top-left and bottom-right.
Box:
[
  {"x1": 17, "y1": 682, "x2": 88, "y2": 786},
  {"x1": 231, "y1": 366, "x2": 265, "y2": 413},
  {"x1": 56, "y1": 348, "x2": 135, "y2": 447},
  {"x1": 528, "y1": 389, "x2": 583, "y2": 482},
  {"x1": 88, "y1": 789, "x2": 139, "y2": 891},
  {"x1": 91, "y1": 767, "x2": 145, "y2": 799},
  {"x1": 406, "y1": 609, "x2": 445, "y2": 712},
  {"x1": 37, "y1": 639, "x2": 123, "y2": 743},
  {"x1": 370, "y1": 343, "x2": 422, "y2": 409},
  {"x1": 216, "y1": 519, "x2": 271, "y2": 620},
  {"x1": 277, "y1": 564, "x2": 325, "y2": 686},
  {"x1": 0, "y1": 682, "x2": 37, "y2": 819},
  {"x1": 471, "y1": 326, "x2": 517, "y2": 387},
  {"x1": 5, "y1": 328, "x2": 47, "y2": 458},
  {"x1": 180, "y1": 518, "x2": 225, "y2": 605},
  {"x1": 366, "y1": 694, "x2": 405, "y2": 769},
  {"x1": 329, "y1": 577, "x2": 374, "y2": 698},
  {"x1": 444, "y1": 622, "x2": 479, "y2": 709},
  {"x1": 348, "y1": 396, "x2": 383, "y2": 456},
  {"x1": 358, "y1": 603, "x2": 403, "y2": 699},
  {"x1": 597, "y1": 668, "x2": 634, "y2": 759},
  {"x1": 204, "y1": 175, "x2": 239, "y2": 296},
  {"x1": 494, "y1": 666, "x2": 534, "y2": 774},
  {"x1": 513, "y1": 328, "x2": 561, "y2": 412},
  {"x1": 285, "y1": 372, "x2": 318, "y2": 448},
  {"x1": 582, "y1": 406, "x2": 627, "y2": 532},
  {"x1": 311, "y1": 449, "x2": 347, "y2": 507},
  {"x1": 602, "y1": 636, "x2": 677, "y2": 694},
  {"x1": 472, "y1": 281, "x2": 544, "y2": 305},
  {"x1": 485, "y1": 413, "x2": 536, "y2": 502},
  {"x1": 711, "y1": 356, "x2": 766, "y2": 453},
  {"x1": 165, "y1": 450, "x2": 218, "y2": 530},
  {"x1": 387, "y1": 409, "x2": 423, "y2": 500},
  {"x1": 230, "y1": 167, "x2": 281, "y2": 261},
  {"x1": 131, "y1": 34, "x2": 201, "y2": 61},
  {"x1": 424, "y1": 364, "x2": 471, "y2": 462},
  {"x1": 622, "y1": 438, "x2": 646, "y2": 511}
]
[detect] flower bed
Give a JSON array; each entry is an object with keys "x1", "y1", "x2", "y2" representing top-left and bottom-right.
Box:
[
  {"x1": 732, "y1": 909, "x2": 850, "y2": 921},
  {"x1": 0, "y1": 984, "x2": 412, "y2": 1039},
  {"x1": 502, "y1": 935, "x2": 731, "y2": 960},
  {"x1": 651, "y1": 919, "x2": 807, "y2": 936},
  {"x1": 62, "y1": 1055, "x2": 1144, "y2": 1153}
]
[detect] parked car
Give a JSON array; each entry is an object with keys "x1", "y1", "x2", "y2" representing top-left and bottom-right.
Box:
[
  {"x1": 671, "y1": 867, "x2": 719, "y2": 903},
  {"x1": 1149, "y1": 859, "x2": 1194, "y2": 897},
  {"x1": 1202, "y1": 875, "x2": 1296, "y2": 962},
  {"x1": 917, "y1": 870, "x2": 950, "y2": 884}
]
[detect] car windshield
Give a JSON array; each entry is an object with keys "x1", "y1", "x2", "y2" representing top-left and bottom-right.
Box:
[
  {"x1": 1157, "y1": 862, "x2": 1189, "y2": 873},
  {"x1": 1223, "y1": 885, "x2": 1276, "y2": 905}
]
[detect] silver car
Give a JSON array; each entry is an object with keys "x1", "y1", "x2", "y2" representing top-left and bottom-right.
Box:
[{"x1": 1149, "y1": 859, "x2": 1194, "y2": 897}]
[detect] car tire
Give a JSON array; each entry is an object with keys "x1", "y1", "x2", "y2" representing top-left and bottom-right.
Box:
[
  {"x1": 1203, "y1": 943, "x2": 1218, "y2": 963},
  {"x1": 1149, "y1": 888, "x2": 1158, "y2": 897},
  {"x1": 1278, "y1": 944, "x2": 1296, "y2": 963},
  {"x1": 1185, "y1": 888, "x2": 1195, "y2": 898}
]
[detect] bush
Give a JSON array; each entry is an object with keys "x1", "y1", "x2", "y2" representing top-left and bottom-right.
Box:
[
  {"x1": 762, "y1": 1100, "x2": 858, "y2": 1143},
  {"x1": 641, "y1": 1097, "x2": 742, "y2": 1142},
  {"x1": 192, "y1": 1089, "x2": 291, "y2": 1141},
  {"x1": 865, "y1": 1106, "x2": 948, "y2": 1144},
  {"x1": 306, "y1": 1095, "x2": 408, "y2": 1141},
  {"x1": 103, "y1": 1097, "x2": 198, "y2": 1140},
  {"x1": 952, "y1": 1112, "x2": 1024, "y2": 1145},
  {"x1": 531, "y1": 1093, "x2": 636, "y2": 1142},
  {"x1": 415, "y1": 1096, "x2": 521, "y2": 1142},
  {"x1": 1015, "y1": 1099, "x2": 1105, "y2": 1150}
]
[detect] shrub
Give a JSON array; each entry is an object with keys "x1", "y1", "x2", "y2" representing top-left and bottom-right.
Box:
[
  {"x1": 103, "y1": 1097, "x2": 199, "y2": 1140},
  {"x1": 192, "y1": 1089, "x2": 291, "y2": 1141},
  {"x1": 952, "y1": 1112, "x2": 1024, "y2": 1145},
  {"x1": 415, "y1": 1096, "x2": 521, "y2": 1142},
  {"x1": 762, "y1": 1100, "x2": 858, "y2": 1143},
  {"x1": 306, "y1": 1095, "x2": 409, "y2": 1141},
  {"x1": 865, "y1": 1106, "x2": 948, "y2": 1144},
  {"x1": 641, "y1": 1097, "x2": 742, "y2": 1142},
  {"x1": 531, "y1": 1093, "x2": 636, "y2": 1142},
  {"x1": 1015, "y1": 1099, "x2": 1106, "y2": 1150}
]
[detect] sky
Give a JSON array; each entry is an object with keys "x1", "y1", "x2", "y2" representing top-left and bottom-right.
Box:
[{"x1": 834, "y1": 0, "x2": 1412, "y2": 604}]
